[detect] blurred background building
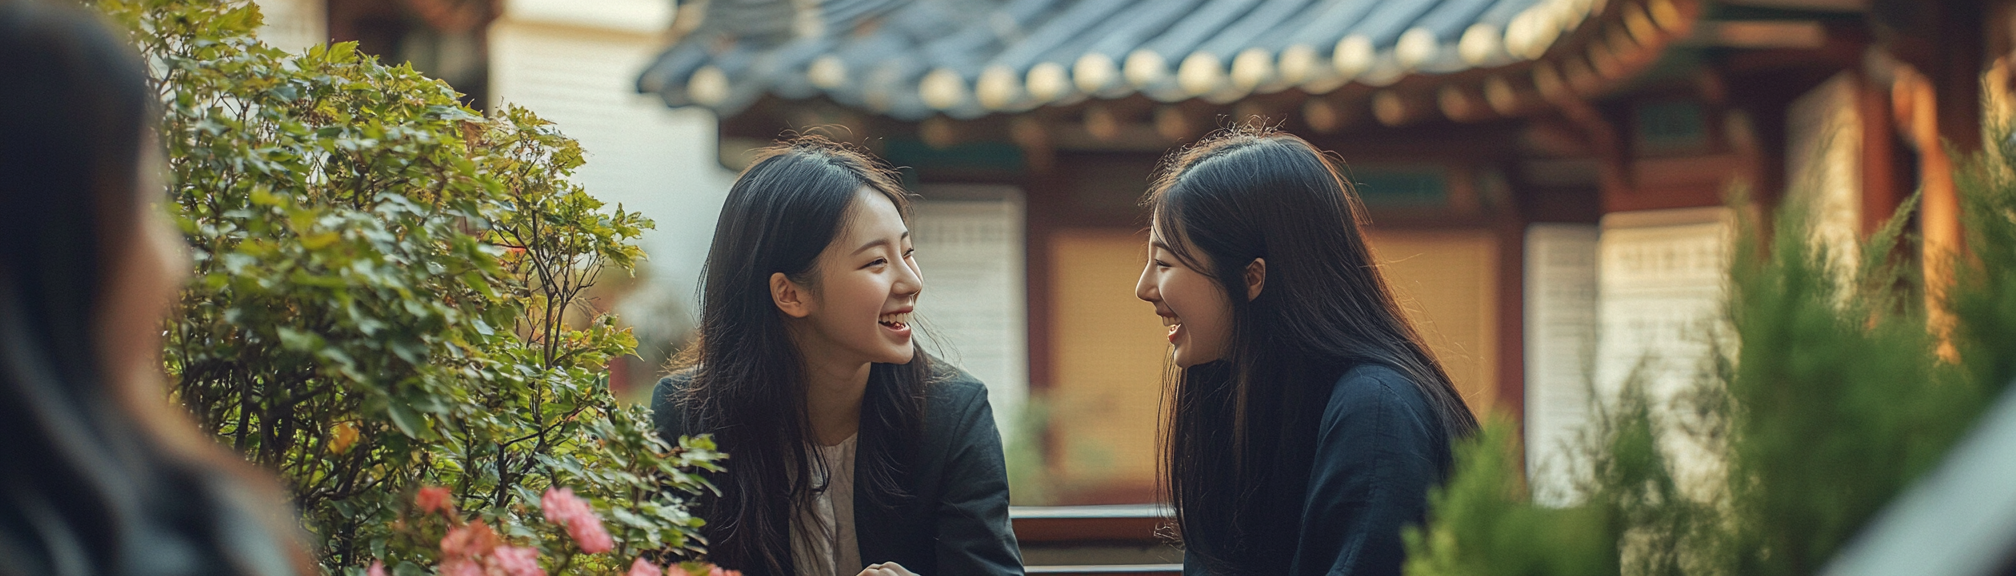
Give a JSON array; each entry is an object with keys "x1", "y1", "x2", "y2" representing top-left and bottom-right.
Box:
[
  {"x1": 633, "y1": 0, "x2": 1997, "y2": 508},
  {"x1": 251, "y1": 0, "x2": 2008, "y2": 569}
]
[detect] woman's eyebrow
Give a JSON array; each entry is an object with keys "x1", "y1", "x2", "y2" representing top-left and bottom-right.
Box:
[{"x1": 851, "y1": 231, "x2": 910, "y2": 255}]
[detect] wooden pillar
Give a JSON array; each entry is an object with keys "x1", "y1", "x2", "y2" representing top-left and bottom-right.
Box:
[
  {"x1": 1894, "y1": 66, "x2": 1960, "y2": 354},
  {"x1": 1874, "y1": 0, "x2": 1985, "y2": 353},
  {"x1": 1859, "y1": 72, "x2": 1901, "y2": 236},
  {"x1": 1495, "y1": 181, "x2": 1527, "y2": 430}
]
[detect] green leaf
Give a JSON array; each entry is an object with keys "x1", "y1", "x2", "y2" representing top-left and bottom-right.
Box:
[
  {"x1": 249, "y1": 186, "x2": 281, "y2": 206},
  {"x1": 325, "y1": 41, "x2": 357, "y2": 63},
  {"x1": 275, "y1": 327, "x2": 323, "y2": 351},
  {"x1": 460, "y1": 270, "x2": 496, "y2": 299},
  {"x1": 300, "y1": 231, "x2": 339, "y2": 250},
  {"x1": 386, "y1": 402, "x2": 427, "y2": 439}
]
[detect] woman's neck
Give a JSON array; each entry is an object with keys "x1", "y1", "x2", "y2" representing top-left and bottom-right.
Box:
[{"x1": 799, "y1": 344, "x2": 870, "y2": 447}]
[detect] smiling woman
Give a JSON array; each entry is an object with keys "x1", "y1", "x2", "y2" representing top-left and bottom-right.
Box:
[
  {"x1": 652, "y1": 137, "x2": 1022, "y2": 576},
  {"x1": 1137, "y1": 125, "x2": 1480, "y2": 576}
]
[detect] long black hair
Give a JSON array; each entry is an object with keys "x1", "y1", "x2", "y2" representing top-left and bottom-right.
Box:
[
  {"x1": 1148, "y1": 126, "x2": 1479, "y2": 575},
  {"x1": 0, "y1": 2, "x2": 310, "y2": 575},
  {"x1": 674, "y1": 136, "x2": 933, "y2": 576}
]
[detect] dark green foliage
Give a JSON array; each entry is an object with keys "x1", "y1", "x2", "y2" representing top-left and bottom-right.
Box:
[
  {"x1": 1403, "y1": 419, "x2": 1615, "y2": 576},
  {"x1": 1408, "y1": 133, "x2": 2016, "y2": 575},
  {"x1": 1405, "y1": 377, "x2": 1711, "y2": 576},
  {"x1": 1951, "y1": 137, "x2": 2016, "y2": 396},
  {"x1": 94, "y1": 0, "x2": 722, "y2": 572},
  {"x1": 1717, "y1": 192, "x2": 1976, "y2": 575}
]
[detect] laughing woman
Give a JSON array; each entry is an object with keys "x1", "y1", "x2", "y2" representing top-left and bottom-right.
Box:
[
  {"x1": 1135, "y1": 127, "x2": 1480, "y2": 576},
  {"x1": 652, "y1": 138, "x2": 1022, "y2": 576}
]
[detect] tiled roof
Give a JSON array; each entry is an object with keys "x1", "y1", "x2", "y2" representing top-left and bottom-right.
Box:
[{"x1": 638, "y1": 0, "x2": 1642, "y2": 121}]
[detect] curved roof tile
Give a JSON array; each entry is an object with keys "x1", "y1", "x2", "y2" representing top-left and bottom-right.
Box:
[{"x1": 640, "y1": 0, "x2": 1612, "y2": 121}]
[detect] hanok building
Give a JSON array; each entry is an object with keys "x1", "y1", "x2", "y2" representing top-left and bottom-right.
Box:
[{"x1": 638, "y1": 0, "x2": 1997, "y2": 506}]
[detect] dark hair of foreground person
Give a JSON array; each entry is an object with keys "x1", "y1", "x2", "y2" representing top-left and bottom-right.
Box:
[{"x1": 0, "y1": 1, "x2": 312, "y2": 574}]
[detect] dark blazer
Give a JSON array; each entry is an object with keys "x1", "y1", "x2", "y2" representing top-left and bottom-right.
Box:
[
  {"x1": 652, "y1": 367, "x2": 1024, "y2": 576},
  {"x1": 1183, "y1": 363, "x2": 1452, "y2": 576}
]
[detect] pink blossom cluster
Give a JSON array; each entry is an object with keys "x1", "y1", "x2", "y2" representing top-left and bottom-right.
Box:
[
  {"x1": 441, "y1": 520, "x2": 546, "y2": 576},
  {"x1": 626, "y1": 558, "x2": 744, "y2": 576},
  {"x1": 364, "y1": 518, "x2": 545, "y2": 576},
  {"x1": 370, "y1": 485, "x2": 721, "y2": 576},
  {"x1": 416, "y1": 486, "x2": 455, "y2": 516},
  {"x1": 540, "y1": 487, "x2": 614, "y2": 554}
]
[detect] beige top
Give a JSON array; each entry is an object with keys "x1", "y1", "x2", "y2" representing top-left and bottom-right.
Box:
[{"x1": 791, "y1": 434, "x2": 860, "y2": 576}]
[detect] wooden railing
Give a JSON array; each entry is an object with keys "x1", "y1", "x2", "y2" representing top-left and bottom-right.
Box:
[{"x1": 1011, "y1": 505, "x2": 1181, "y2": 576}]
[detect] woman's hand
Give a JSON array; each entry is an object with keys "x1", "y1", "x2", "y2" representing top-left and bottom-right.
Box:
[{"x1": 855, "y1": 562, "x2": 918, "y2": 576}]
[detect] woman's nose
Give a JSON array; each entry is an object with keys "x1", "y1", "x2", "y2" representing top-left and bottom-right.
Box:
[
  {"x1": 896, "y1": 257, "x2": 924, "y2": 296},
  {"x1": 1134, "y1": 262, "x2": 1157, "y2": 303}
]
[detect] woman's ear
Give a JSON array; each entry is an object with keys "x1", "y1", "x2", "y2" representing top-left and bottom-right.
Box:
[
  {"x1": 770, "y1": 272, "x2": 813, "y2": 318},
  {"x1": 1244, "y1": 258, "x2": 1266, "y2": 301}
]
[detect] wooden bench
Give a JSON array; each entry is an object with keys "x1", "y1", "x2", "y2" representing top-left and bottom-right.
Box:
[{"x1": 1011, "y1": 505, "x2": 1181, "y2": 576}]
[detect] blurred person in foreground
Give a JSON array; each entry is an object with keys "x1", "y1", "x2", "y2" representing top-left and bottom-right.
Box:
[
  {"x1": 0, "y1": 1, "x2": 312, "y2": 574},
  {"x1": 1136, "y1": 126, "x2": 1479, "y2": 576}
]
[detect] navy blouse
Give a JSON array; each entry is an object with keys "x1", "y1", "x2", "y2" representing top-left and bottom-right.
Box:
[{"x1": 1183, "y1": 363, "x2": 1453, "y2": 576}]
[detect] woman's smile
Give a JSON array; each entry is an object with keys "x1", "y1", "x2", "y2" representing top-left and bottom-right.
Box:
[
  {"x1": 879, "y1": 308, "x2": 914, "y2": 337},
  {"x1": 1135, "y1": 231, "x2": 1232, "y2": 367}
]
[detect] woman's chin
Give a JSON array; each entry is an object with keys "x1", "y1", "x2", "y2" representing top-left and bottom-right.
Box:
[
  {"x1": 1171, "y1": 347, "x2": 1222, "y2": 369},
  {"x1": 872, "y1": 345, "x2": 916, "y2": 365}
]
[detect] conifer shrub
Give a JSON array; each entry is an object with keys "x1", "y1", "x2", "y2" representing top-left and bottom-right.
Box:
[{"x1": 1408, "y1": 128, "x2": 2016, "y2": 575}]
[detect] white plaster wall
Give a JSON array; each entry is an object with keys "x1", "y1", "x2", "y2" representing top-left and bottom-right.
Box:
[
  {"x1": 1785, "y1": 72, "x2": 1865, "y2": 284},
  {"x1": 911, "y1": 188, "x2": 1030, "y2": 446},
  {"x1": 253, "y1": 0, "x2": 327, "y2": 53},
  {"x1": 1593, "y1": 207, "x2": 1734, "y2": 502},
  {"x1": 1523, "y1": 223, "x2": 1599, "y2": 506},
  {"x1": 488, "y1": 0, "x2": 737, "y2": 338}
]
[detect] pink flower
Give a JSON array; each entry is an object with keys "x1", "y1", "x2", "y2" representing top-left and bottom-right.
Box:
[
  {"x1": 627, "y1": 558, "x2": 663, "y2": 576},
  {"x1": 539, "y1": 487, "x2": 590, "y2": 524},
  {"x1": 416, "y1": 486, "x2": 455, "y2": 516},
  {"x1": 441, "y1": 520, "x2": 501, "y2": 559},
  {"x1": 444, "y1": 558, "x2": 486, "y2": 576},
  {"x1": 665, "y1": 563, "x2": 737, "y2": 576},
  {"x1": 567, "y1": 518, "x2": 614, "y2": 554},
  {"x1": 540, "y1": 487, "x2": 614, "y2": 553},
  {"x1": 367, "y1": 560, "x2": 388, "y2": 576},
  {"x1": 490, "y1": 545, "x2": 546, "y2": 576}
]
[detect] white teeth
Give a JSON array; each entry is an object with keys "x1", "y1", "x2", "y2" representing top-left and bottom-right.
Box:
[
  {"x1": 1159, "y1": 315, "x2": 1179, "y2": 327},
  {"x1": 879, "y1": 312, "x2": 912, "y2": 325}
]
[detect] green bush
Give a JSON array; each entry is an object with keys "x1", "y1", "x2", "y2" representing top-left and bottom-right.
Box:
[
  {"x1": 1403, "y1": 418, "x2": 1614, "y2": 576},
  {"x1": 96, "y1": 1, "x2": 722, "y2": 572},
  {"x1": 1405, "y1": 368, "x2": 1718, "y2": 576},
  {"x1": 1408, "y1": 138, "x2": 2016, "y2": 574},
  {"x1": 1714, "y1": 193, "x2": 1972, "y2": 575}
]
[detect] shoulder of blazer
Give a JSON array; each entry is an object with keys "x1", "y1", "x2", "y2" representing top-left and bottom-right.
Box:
[
  {"x1": 921, "y1": 364, "x2": 991, "y2": 434},
  {"x1": 1326, "y1": 363, "x2": 1425, "y2": 411},
  {"x1": 1320, "y1": 362, "x2": 1445, "y2": 453},
  {"x1": 653, "y1": 364, "x2": 991, "y2": 438}
]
